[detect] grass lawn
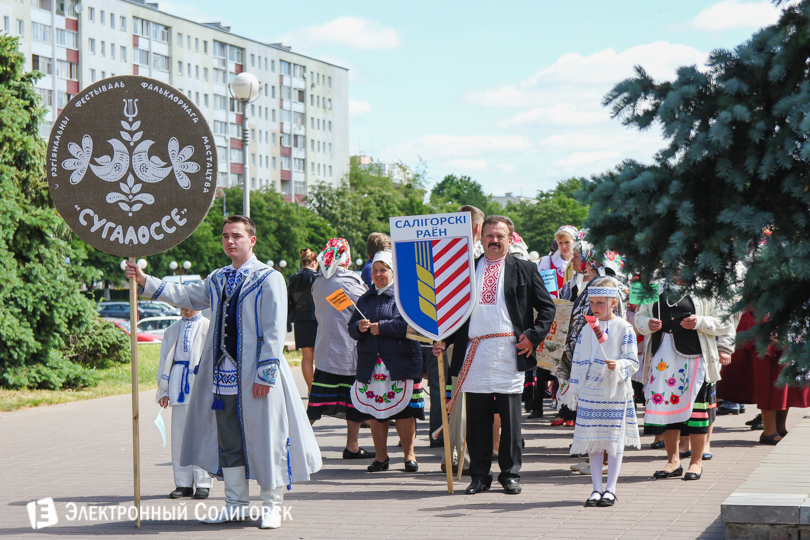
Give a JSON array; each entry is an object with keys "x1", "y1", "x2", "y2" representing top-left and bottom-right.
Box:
[{"x1": 0, "y1": 345, "x2": 303, "y2": 413}]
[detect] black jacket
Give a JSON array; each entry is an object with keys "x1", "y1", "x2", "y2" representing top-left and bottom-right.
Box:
[
  {"x1": 445, "y1": 254, "x2": 556, "y2": 377},
  {"x1": 348, "y1": 286, "x2": 423, "y2": 384},
  {"x1": 287, "y1": 268, "x2": 318, "y2": 323}
]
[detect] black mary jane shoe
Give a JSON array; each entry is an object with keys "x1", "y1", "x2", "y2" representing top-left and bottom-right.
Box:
[
  {"x1": 465, "y1": 479, "x2": 490, "y2": 495},
  {"x1": 584, "y1": 491, "x2": 602, "y2": 507},
  {"x1": 597, "y1": 491, "x2": 617, "y2": 507},
  {"x1": 193, "y1": 487, "x2": 209, "y2": 499},
  {"x1": 650, "y1": 440, "x2": 665, "y2": 450},
  {"x1": 367, "y1": 456, "x2": 390, "y2": 472},
  {"x1": 684, "y1": 467, "x2": 703, "y2": 481},
  {"x1": 653, "y1": 466, "x2": 683, "y2": 479},
  {"x1": 404, "y1": 460, "x2": 418, "y2": 472},
  {"x1": 343, "y1": 447, "x2": 377, "y2": 460},
  {"x1": 169, "y1": 487, "x2": 193, "y2": 499},
  {"x1": 501, "y1": 478, "x2": 522, "y2": 495}
]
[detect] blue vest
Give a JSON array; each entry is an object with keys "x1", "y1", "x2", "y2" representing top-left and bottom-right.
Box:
[{"x1": 221, "y1": 280, "x2": 245, "y2": 363}]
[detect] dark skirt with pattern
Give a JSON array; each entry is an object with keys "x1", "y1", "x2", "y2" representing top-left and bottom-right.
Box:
[
  {"x1": 307, "y1": 369, "x2": 367, "y2": 423},
  {"x1": 362, "y1": 381, "x2": 426, "y2": 423},
  {"x1": 645, "y1": 381, "x2": 717, "y2": 436}
]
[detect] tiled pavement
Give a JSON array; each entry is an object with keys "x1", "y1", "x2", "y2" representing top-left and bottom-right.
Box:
[{"x1": 1, "y1": 366, "x2": 806, "y2": 540}]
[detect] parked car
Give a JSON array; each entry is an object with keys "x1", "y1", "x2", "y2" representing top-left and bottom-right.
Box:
[
  {"x1": 162, "y1": 274, "x2": 203, "y2": 284},
  {"x1": 104, "y1": 318, "x2": 162, "y2": 343},
  {"x1": 97, "y1": 301, "x2": 170, "y2": 320},
  {"x1": 136, "y1": 316, "x2": 181, "y2": 338},
  {"x1": 140, "y1": 301, "x2": 181, "y2": 316}
]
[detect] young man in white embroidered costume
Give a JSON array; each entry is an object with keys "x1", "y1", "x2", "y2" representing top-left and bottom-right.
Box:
[
  {"x1": 157, "y1": 308, "x2": 212, "y2": 500},
  {"x1": 562, "y1": 278, "x2": 640, "y2": 507},
  {"x1": 434, "y1": 215, "x2": 556, "y2": 495},
  {"x1": 126, "y1": 216, "x2": 321, "y2": 530}
]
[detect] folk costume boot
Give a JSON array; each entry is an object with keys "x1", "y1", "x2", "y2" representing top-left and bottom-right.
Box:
[
  {"x1": 259, "y1": 486, "x2": 284, "y2": 529},
  {"x1": 202, "y1": 466, "x2": 250, "y2": 524}
]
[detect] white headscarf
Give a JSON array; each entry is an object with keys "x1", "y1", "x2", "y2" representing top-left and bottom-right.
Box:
[{"x1": 371, "y1": 251, "x2": 394, "y2": 294}]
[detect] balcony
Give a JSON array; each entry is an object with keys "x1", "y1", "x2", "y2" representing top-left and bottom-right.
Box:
[
  {"x1": 230, "y1": 162, "x2": 243, "y2": 174},
  {"x1": 280, "y1": 146, "x2": 291, "y2": 157},
  {"x1": 230, "y1": 138, "x2": 242, "y2": 149},
  {"x1": 280, "y1": 169, "x2": 291, "y2": 181}
]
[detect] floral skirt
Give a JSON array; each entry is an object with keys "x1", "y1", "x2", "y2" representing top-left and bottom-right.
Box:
[
  {"x1": 351, "y1": 358, "x2": 425, "y2": 421},
  {"x1": 643, "y1": 333, "x2": 706, "y2": 428}
]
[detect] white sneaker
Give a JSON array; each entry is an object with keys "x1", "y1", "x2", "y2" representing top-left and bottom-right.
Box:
[
  {"x1": 260, "y1": 506, "x2": 282, "y2": 529},
  {"x1": 577, "y1": 464, "x2": 609, "y2": 475},
  {"x1": 570, "y1": 461, "x2": 589, "y2": 471}
]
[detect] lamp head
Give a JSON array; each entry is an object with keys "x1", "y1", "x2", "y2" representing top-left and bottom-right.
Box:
[{"x1": 230, "y1": 72, "x2": 260, "y2": 101}]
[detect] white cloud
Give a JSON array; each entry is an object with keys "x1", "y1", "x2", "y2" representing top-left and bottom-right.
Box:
[
  {"x1": 443, "y1": 159, "x2": 490, "y2": 172},
  {"x1": 278, "y1": 17, "x2": 401, "y2": 51},
  {"x1": 349, "y1": 99, "x2": 372, "y2": 117},
  {"x1": 497, "y1": 163, "x2": 516, "y2": 174},
  {"x1": 685, "y1": 0, "x2": 780, "y2": 32}
]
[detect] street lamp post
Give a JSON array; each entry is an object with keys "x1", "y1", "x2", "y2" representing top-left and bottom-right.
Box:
[{"x1": 229, "y1": 72, "x2": 261, "y2": 218}]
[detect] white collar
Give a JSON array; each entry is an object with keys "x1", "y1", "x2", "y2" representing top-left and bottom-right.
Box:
[{"x1": 225, "y1": 255, "x2": 257, "y2": 275}]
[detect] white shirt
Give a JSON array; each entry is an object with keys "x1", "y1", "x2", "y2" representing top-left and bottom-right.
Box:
[
  {"x1": 215, "y1": 256, "x2": 257, "y2": 396},
  {"x1": 462, "y1": 256, "x2": 523, "y2": 394},
  {"x1": 168, "y1": 314, "x2": 203, "y2": 405}
]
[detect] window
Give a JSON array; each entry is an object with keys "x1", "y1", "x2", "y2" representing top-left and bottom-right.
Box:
[
  {"x1": 195, "y1": 38, "x2": 199, "y2": 52},
  {"x1": 16, "y1": 19, "x2": 23, "y2": 37},
  {"x1": 56, "y1": 29, "x2": 78, "y2": 48},
  {"x1": 134, "y1": 48, "x2": 149, "y2": 66},
  {"x1": 265, "y1": 156, "x2": 269, "y2": 167},
  {"x1": 280, "y1": 156, "x2": 291, "y2": 170},
  {"x1": 271, "y1": 86, "x2": 276, "y2": 98},
  {"x1": 120, "y1": 17, "x2": 126, "y2": 31},
  {"x1": 57, "y1": 91, "x2": 72, "y2": 108},
  {"x1": 88, "y1": 7, "x2": 95, "y2": 21},
  {"x1": 214, "y1": 94, "x2": 227, "y2": 110},
  {"x1": 195, "y1": 92, "x2": 199, "y2": 104},
  {"x1": 213, "y1": 69, "x2": 226, "y2": 84},
  {"x1": 213, "y1": 41, "x2": 227, "y2": 68},
  {"x1": 120, "y1": 46, "x2": 126, "y2": 61},
  {"x1": 310, "y1": 95, "x2": 314, "y2": 106},
  {"x1": 90, "y1": 69, "x2": 96, "y2": 82},
  {"x1": 265, "y1": 57, "x2": 268, "y2": 70},
  {"x1": 152, "y1": 24, "x2": 169, "y2": 43},
  {"x1": 272, "y1": 157, "x2": 277, "y2": 169},
  {"x1": 153, "y1": 53, "x2": 169, "y2": 72},
  {"x1": 101, "y1": 41, "x2": 106, "y2": 56},
  {"x1": 187, "y1": 89, "x2": 192, "y2": 98},
  {"x1": 318, "y1": 163, "x2": 321, "y2": 174},
  {"x1": 329, "y1": 143, "x2": 332, "y2": 153},
  {"x1": 317, "y1": 119, "x2": 321, "y2": 130},
  {"x1": 294, "y1": 135, "x2": 305, "y2": 149},
  {"x1": 111, "y1": 43, "x2": 116, "y2": 59},
  {"x1": 280, "y1": 133, "x2": 291, "y2": 147},
  {"x1": 310, "y1": 118, "x2": 314, "y2": 129},
  {"x1": 196, "y1": 65, "x2": 199, "y2": 79},
  {"x1": 229, "y1": 98, "x2": 242, "y2": 113},
  {"x1": 251, "y1": 104, "x2": 255, "y2": 116},
  {"x1": 177, "y1": 61, "x2": 183, "y2": 75},
  {"x1": 328, "y1": 99, "x2": 332, "y2": 110},
  {"x1": 100, "y1": 10, "x2": 105, "y2": 25},
  {"x1": 310, "y1": 162, "x2": 315, "y2": 174},
  {"x1": 293, "y1": 64, "x2": 305, "y2": 78},
  {"x1": 251, "y1": 128, "x2": 256, "y2": 140},
  {"x1": 329, "y1": 166, "x2": 333, "y2": 176},
  {"x1": 294, "y1": 181, "x2": 306, "y2": 195},
  {"x1": 264, "y1": 85, "x2": 268, "y2": 97},
  {"x1": 32, "y1": 22, "x2": 51, "y2": 43},
  {"x1": 272, "y1": 109, "x2": 276, "y2": 122},
  {"x1": 101, "y1": 71, "x2": 106, "y2": 78},
  {"x1": 310, "y1": 140, "x2": 315, "y2": 151},
  {"x1": 328, "y1": 77, "x2": 332, "y2": 87},
  {"x1": 272, "y1": 133, "x2": 277, "y2": 145},
  {"x1": 177, "y1": 33, "x2": 183, "y2": 46},
  {"x1": 281, "y1": 86, "x2": 291, "y2": 100},
  {"x1": 204, "y1": 94, "x2": 209, "y2": 107},
  {"x1": 280, "y1": 60, "x2": 290, "y2": 76},
  {"x1": 250, "y1": 54, "x2": 255, "y2": 67},
  {"x1": 204, "y1": 41, "x2": 208, "y2": 54},
  {"x1": 33, "y1": 55, "x2": 53, "y2": 75},
  {"x1": 295, "y1": 89, "x2": 305, "y2": 103},
  {"x1": 317, "y1": 141, "x2": 321, "y2": 152},
  {"x1": 258, "y1": 55, "x2": 262, "y2": 68},
  {"x1": 280, "y1": 110, "x2": 291, "y2": 124},
  {"x1": 228, "y1": 45, "x2": 242, "y2": 64},
  {"x1": 187, "y1": 36, "x2": 191, "y2": 49},
  {"x1": 56, "y1": 59, "x2": 78, "y2": 79},
  {"x1": 214, "y1": 120, "x2": 227, "y2": 135},
  {"x1": 204, "y1": 67, "x2": 209, "y2": 81},
  {"x1": 229, "y1": 71, "x2": 236, "y2": 83},
  {"x1": 229, "y1": 123, "x2": 241, "y2": 137},
  {"x1": 271, "y1": 60, "x2": 275, "y2": 72},
  {"x1": 217, "y1": 146, "x2": 227, "y2": 162},
  {"x1": 110, "y1": 13, "x2": 115, "y2": 29},
  {"x1": 187, "y1": 63, "x2": 191, "y2": 77},
  {"x1": 251, "y1": 153, "x2": 256, "y2": 166},
  {"x1": 230, "y1": 148, "x2": 243, "y2": 162},
  {"x1": 133, "y1": 18, "x2": 149, "y2": 37},
  {"x1": 36, "y1": 87, "x2": 53, "y2": 107},
  {"x1": 88, "y1": 38, "x2": 96, "y2": 54},
  {"x1": 3, "y1": 16, "x2": 8, "y2": 33}
]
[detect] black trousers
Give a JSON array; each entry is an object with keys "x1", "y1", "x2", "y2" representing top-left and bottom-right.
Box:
[
  {"x1": 215, "y1": 394, "x2": 245, "y2": 468},
  {"x1": 466, "y1": 392, "x2": 522, "y2": 486}
]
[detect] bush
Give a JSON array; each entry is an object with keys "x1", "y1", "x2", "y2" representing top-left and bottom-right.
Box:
[{"x1": 66, "y1": 319, "x2": 130, "y2": 369}]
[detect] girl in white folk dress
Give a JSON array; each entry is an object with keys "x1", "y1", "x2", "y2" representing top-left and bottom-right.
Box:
[{"x1": 562, "y1": 278, "x2": 640, "y2": 507}]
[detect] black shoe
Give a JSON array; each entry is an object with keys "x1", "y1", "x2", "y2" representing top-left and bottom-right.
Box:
[
  {"x1": 193, "y1": 488, "x2": 209, "y2": 499},
  {"x1": 750, "y1": 419, "x2": 764, "y2": 430},
  {"x1": 584, "y1": 491, "x2": 602, "y2": 507},
  {"x1": 597, "y1": 491, "x2": 617, "y2": 506},
  {"x1": 404, "y1": 460, "x2": 418, "y2": 472},
  {"x1": 745, "y1": 413, "x2": 762, "y2": 427},
  {"x1": 527, "y1": 410, "x2": 543, "y2": 419},
  {"x1": 169, "y1": 487, "x2": 193, "y2": 499},
  {"x1": 429, "y1": 439, "x2": 444, "y2": 448},
  {"x1": 465, "y1": 479, "x2": 490, "y2": 494},
  {"x1": 679, "y1": 450, "x2": 692, "y2": 459},
  {"x1": 702, "y1": 453, "x2": 713, "y2": 461},
  {"x1": 684, "y1": 467, "x2": 703, "y2": 480},
  {"x1": 360, "y1": 420, "x2": 371, "y2": 428},
  {"x1": 343, "y1": 447, "x2": 376, "y2": 460},
  {"x1": 650, "y1": 440, "x2": 665, "y2": 450},
  {"x1": 501, "y1": 478, "x2": 522, "y2": 495},
  {"x1": 367, "y1": 456, "x2": 390, "y2": 472},
  {"x1": 653, "y1": 466, "x2": 683, "y2": 479}
]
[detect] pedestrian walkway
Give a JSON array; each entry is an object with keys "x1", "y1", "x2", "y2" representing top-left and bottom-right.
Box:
[{"x1": 1, "y1": 366, "x2": 805, "y2": 539}]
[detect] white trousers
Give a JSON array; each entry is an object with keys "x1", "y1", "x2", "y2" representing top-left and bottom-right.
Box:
[{"x1": 171, "y1": 404, "x2": 213, "y2": 488}]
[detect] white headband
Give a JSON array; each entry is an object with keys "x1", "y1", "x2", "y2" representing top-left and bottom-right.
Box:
[{"x1": 588, "y1": 286, "x2": 620, "y2": 298}]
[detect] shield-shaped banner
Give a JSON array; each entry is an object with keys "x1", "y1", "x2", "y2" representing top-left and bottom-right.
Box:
[{"x1": 389, "y1": 212, "x2": 476, "y2": 342}]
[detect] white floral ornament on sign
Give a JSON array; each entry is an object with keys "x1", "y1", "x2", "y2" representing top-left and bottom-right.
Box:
[{"x1": 61, "y1": 98, "x2": 200, "y2": 216}]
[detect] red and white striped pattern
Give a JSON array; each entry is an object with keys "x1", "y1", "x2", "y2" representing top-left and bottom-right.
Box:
[{"x1": 432, "y1": 237, "x2": 471, "y2": 335}]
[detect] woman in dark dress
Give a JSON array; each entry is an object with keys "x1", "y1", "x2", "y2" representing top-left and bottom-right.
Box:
[{"x1": 287, "y1": 248, "x2": 319, "y2": 393}]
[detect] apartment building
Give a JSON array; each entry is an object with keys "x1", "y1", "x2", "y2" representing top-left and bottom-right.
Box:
[{"x1": 0, "y1": 0, "x2": 349, "y2": 202}]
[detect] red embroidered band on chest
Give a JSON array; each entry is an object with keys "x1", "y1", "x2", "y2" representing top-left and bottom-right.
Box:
[{"x1": 480, "y1": 257, "x2": 505, "y2": 305}]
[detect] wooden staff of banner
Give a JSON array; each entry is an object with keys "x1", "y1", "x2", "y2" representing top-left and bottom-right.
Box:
[{"x1": 128, "y1": 257, "x2": 141, "y2": 527}]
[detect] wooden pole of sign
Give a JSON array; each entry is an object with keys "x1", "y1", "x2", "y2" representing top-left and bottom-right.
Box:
[
  {"x1": 457, "y1": 438, "x2": 467, "y2": 481},
  {"x1": 436, "y1": 350, "x2": 454, "y2": 494},
  {"x1": 128, "y1": 257, "x2": 141, "y2": 527}
]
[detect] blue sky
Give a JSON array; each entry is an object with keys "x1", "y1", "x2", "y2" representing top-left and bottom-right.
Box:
[{"x1": 162, "y1": 0, "x2": 781, "y2": 196}]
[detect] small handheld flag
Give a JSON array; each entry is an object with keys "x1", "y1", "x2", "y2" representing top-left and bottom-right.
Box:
[
  {"x1": 326, "y1": 288, "x2": 366, "y2": 319},
  {"x1": 584, "y1": 315, "x2": 607, "y2": 343}
]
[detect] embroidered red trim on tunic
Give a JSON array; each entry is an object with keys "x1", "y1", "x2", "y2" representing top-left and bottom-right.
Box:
[{"x1": 480, "y1": 256, "x2": 505, "y2": 305}]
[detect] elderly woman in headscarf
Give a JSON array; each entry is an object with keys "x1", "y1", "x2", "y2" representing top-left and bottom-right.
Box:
[
  {"x1": 348, "y1": 250, "x2": 424, "y2": 473},
  {"x1": 307, "y1": 238, "x2": 376, "y2": 460}
]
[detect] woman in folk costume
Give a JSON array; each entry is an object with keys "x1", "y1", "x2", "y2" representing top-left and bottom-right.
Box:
[
  {"x1": 156, "y1": 308, "x2": 212, "y2": 500},
  {"x1": 562, "y1": 278, "x2": 640, "y2": 507},
  {"x1": 308, "y1": 238, "x2": 376, "y2": 460},
  {"x1": 348, "y1": 251, "x2": 425, "y2": 473},
  {"x1": 635, "y1": 274, "x2": 735, "y2": 481},
  {"x1": 127, "y1": 215, "x2": 321, "y2": 530},
  {"x1": 537, "y1": 225, "x2": 578, "y2": 299}
]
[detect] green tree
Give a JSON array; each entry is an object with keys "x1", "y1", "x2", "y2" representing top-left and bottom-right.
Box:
[
  {"x1": 429, "y1": 174, "x2": 501, "y2": 216},
  {"x1": 505, "y1": 177, "x2": 589, "y2": 254},
  {"x1": 580, "y1": 0, "x2": 810, "y2": 383},
  {"x1": 0, "y1": 35, "x2": 126, "y2": 389},
  {"x1": 307, "y1": 160, "x2": 430, "y2": 257}
]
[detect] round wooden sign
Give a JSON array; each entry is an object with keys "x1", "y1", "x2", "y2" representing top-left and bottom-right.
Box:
[{"x1": 47, "y1": 76, "x2": 217, "y2": 258}]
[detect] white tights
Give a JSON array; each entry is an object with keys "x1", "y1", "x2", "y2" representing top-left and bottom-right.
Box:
[{"x1": 589, "y1": 452, "x2": 623, "y2": 494}]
